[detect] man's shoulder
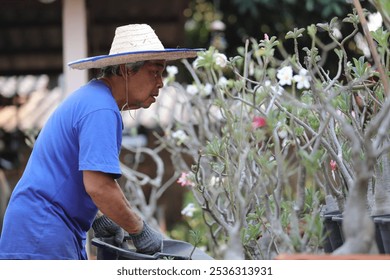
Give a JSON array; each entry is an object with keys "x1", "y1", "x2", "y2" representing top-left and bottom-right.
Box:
[{"x1": 66, "y1": 80, "x2": 118, "y2": 112}]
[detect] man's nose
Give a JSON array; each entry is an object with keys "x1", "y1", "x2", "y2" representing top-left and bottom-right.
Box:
[{"x1": 156, "y1": 76, "x2": 164, "y2": 89}]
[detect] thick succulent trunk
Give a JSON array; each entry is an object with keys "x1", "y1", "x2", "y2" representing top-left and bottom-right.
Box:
[
  {"x1": 371, "y1": 153, "x2": 390, "y2": 215},
  {"x1": 333, "y1": 141, "x2": 378, "y2": 254},
  {"x1": 333, "y1": 175, "x2": 376, "y2": 254}
]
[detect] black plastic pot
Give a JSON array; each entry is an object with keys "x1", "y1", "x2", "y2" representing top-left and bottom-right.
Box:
[
  {"x1": 321, "y1": 211, "x2": 344, "y2": 252},
  {"x1": 331, "y1": 215, "x2": 344, "y2": 240},
  {"x1": 373, "y1": 215, "x2": 390, "y2": 254},
  {"x1": 321, "y1": 227, "x2": 333, "y2": 253},
  {"x1": 324, "y1": 213, "x2": 389, "y2": 254},
  {"x1": 372, "y1": 215, "x2": 390, "y2": 254},
  {"x1": 91, "y1": 236, "x2": 214, "y2": 260}
]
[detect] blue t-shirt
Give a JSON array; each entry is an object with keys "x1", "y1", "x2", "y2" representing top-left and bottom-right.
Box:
[{"x1": 0, "y1": 80, "x2": 123, "y2": 259}]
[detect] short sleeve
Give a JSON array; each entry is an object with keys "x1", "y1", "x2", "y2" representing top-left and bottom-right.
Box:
[{"x1": 76, "y1": 109, "x2": 122, "y2": 178}]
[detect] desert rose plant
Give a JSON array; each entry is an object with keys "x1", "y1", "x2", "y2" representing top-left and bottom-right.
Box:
[
  {"x1": 115, "y1": 2, "x2": 389, "y2": 259},
  {"x1": 149, "y1": 2, "x2": 390, "y2": 259}
]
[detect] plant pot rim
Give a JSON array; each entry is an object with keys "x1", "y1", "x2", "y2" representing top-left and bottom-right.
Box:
[{"x1": 374, "y1": 217, "x2": 390, "y2": 223}]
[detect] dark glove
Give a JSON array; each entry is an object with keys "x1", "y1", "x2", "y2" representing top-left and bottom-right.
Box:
[
  {"x1": 129, "y1": 221, "x2": 163, "y2": 255},
  {"x1": 92, "y1": 215, "x2": 125, "y2": 246}
]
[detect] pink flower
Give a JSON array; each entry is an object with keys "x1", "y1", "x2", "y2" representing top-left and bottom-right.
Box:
[
  {"x1": 330, "y1": 160, "x2": 337, "y2": 171},
  {"x1": 252, "y1": 116, "x2": 267, "y2": 129},
  {"x1": 177, "y1": 172, "x2": 195, "y2": 187},
  {"x1": 264, "y1": 34, "x2": 269, "y2": 41}
]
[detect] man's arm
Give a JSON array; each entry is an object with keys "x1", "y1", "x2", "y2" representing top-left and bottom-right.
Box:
[{"x1": 83, "y1": 170, "x2": 143, "y2": 234}]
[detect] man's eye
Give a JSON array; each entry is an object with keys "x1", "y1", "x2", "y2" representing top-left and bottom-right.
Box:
[{"x1": 153, "y1": 71, "x2": 165, "y2": 78}]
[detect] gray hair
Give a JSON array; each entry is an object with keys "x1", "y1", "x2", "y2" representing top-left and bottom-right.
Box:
[{"x1": 99, "y1": 61, "x2": 146, "y2": 77}]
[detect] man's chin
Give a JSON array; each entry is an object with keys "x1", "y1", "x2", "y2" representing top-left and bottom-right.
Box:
[
  {"x1": 140, "y1": 102, "x2": 153, "y2": 109},
  {"x1": 144, "y1": 98, "x2": 157, "y2": 108}
]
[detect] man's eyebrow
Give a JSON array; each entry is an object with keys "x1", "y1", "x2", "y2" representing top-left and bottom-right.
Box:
[
  {"x1": 148, "y1": 61, "x2": 166, "y2": 69},
  {"x1": 155, "y1": 63, "x2": 166, "y2": 69}
]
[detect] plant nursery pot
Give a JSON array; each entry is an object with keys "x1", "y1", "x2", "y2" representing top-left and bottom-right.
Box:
[
  {"x1": 373, "y1": 215, "x2": 390, "y2": 254},
  {"x1": 330, "y1": 215, "x2": 344, "y2": 240},
  {"x1": 322, "y1": 211, "x2": 344, "y2": 252},
  {"x1": 371, "y1": 214, "x2": 390, "y2": 254},
  {"x1": 327, "y1": 214, "x2": 388, "y2": 254},
  {"x1": 321, "y1": 226, "x2": 333, "y2": 253}
]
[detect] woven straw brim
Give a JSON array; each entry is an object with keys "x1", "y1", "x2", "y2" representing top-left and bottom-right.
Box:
[{"x1": 68, "y1": 48, "x2": 204, "y2": 70}]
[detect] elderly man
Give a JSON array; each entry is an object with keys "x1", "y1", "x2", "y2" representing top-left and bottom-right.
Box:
[{"x1": 0, "y1": 24, "x2": 201, "y2": 259}]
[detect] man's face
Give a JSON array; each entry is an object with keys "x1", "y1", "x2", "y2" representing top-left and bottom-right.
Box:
[{"x1": 125, "y1": 60, "x2": 166, "y2": 109}]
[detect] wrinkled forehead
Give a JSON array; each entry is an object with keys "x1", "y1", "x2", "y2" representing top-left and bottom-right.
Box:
[{"x1": 145, "y1": 60, "x2": 166, "y2": 70}]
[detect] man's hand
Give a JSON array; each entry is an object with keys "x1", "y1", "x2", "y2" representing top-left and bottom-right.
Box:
[
  {"x1": 129, "y1": 221, "x2": 163, "y2": 255},
  {"x1": 92, "y1": 215, "x2": 125, "y2": 246}
]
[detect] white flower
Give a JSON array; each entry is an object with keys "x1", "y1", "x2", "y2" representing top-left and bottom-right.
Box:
[
  {"x1": 332, "y1": 27, "x2": 342, "y2": 40},
  {"x1": 367, "y1": 12, "x2": 383, "y2": 31},
  {"x1": 214, "y1": 53, "x2": 228, "y2": 68},
  {"x1": 181, "y1": 203, "x2": 197, "y2": 217},
  {"x1": 277, "y1": 66, "x2": 293, "y2": 86},
  {"x1": 164, "y1": 66, "x2": 179, "y2": 85},
  {"x1": 186, "y1": 84, "x2": 199, "y2": 95},
  {"x1": 217, "y1": 76, "x2": 228, "y2": 87},
  {"x1": 293, "y1": 68, "x2": 311, "y2": 89},
  {"x1": 354, "y1": 33, "x2": 371, "y2": 58},
  {"x1": 172, "y1": 130, "x2": 188, "y2": 145},
  {"x1": 166, "y1": 65, "x2": 178, "y2": 77},
  {"x1": 203, "y1": 83, "x2": 213, "y2": 96}
]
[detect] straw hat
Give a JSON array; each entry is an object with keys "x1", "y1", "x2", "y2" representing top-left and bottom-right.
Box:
[{"x1": 68, "y1": 24, "x2": 203, "y2": 70}]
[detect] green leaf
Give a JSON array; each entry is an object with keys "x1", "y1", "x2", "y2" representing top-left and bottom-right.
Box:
[
  {"x1": 317, "y1": 22, "x2": 330, "y2": 32},
  {"x1": 205, "y1": 137, "x2": 226, "y2": 156},
  {"x1": 343, "y1": 10, "x2": 359, "y2": 26},
  {"x1": 351, "y1": 56, "x2": 370, "y2": 78},
  {"x1": 285, "y1": 28, "x2": 306, "y2": 40},
  {"x1": 371, "y1": 28, "x2": 390, "y2": 49},
  {"x1": 307, "y1": 24, "x2": 317, "y2": 38},
  {"x1": 210, "y1": 161, "x2": 226, "y2": 174}
]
